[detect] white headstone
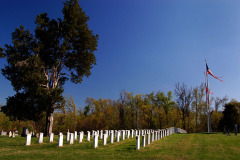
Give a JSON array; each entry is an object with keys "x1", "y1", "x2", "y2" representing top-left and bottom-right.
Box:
[
  {"x1": 122, "y1": 130, "x2": 125, "y2": 140},
  {"x1": 116, "y1": 131, "x2": 120, "y2": 142},
  {"x1": 26, "y1": 134, "x2": 31, "y2": 146},
  {"x1": 147, "y1": 133, "x2": 150, "y2": 145},
  {"x1": 103, "y1": 134, "x2": 107, "y2": 146},
  {"x1": 136, "y1": 135, "x2": 140, "y2": 150},
  {"x1": 66, "y1": 131, "x2": 70, "y2": 141},
  {"x1": 69, "y1": 133, "x2": 74, "y2": 144},
  {"x1": 155, "y1": 131, "x2": 158, "y2": 141},
  {"x1": 74, "y1": 131, "x2": 77, "y2": 140},
  {"x1": 58, "y1": 132, "x2": 63, "y2": 147},
  {"x1": 110, "y1": 131, "x2": 114, "y2": 143},
  {"x1": 1, "y1": 130, "x2": 7, "y2": 135},
  {"x1": 127, "y1": 130, "x2": 130, "y2": 139},
  {"x1": 78, "y1": 132, "x2": 83, "y2": 143},
  {"x1": 105, "y1": 130, "x2": 108, "y2": 137},
  {"x1": 93, "y1": 134, "x2": 98, "y2": 148},
  {"x1": 38, "y1": 133, "x2": 43, "y2": 143},
  {"x1": 87, "y1": 131, "x2": 90, "y2": 141},
  {"x1": 15, "y1": 130, "x2": 18, "y2": 135},
  {"x1": 49, "y1": 133, "x2": 54, "y2": 142},
  {"x1": 107, "y1": 130, "x2": 110, "y2": 139},
  {"x1": 8, "y1": 131, "x2": 12, "y2": 137},
  {"x1": 151, "y1": 132, "x2": 154, "y2": 142},
  {"x1": 12, "y1": 132, "x2": 15, "y2": 138}
]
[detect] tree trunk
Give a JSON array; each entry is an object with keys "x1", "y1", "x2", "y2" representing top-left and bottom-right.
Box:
[
  {"x1": 44, "y1": 107, "x2": 55, "y2": 136},
  {"x1": 182, "y1": 111, "x2": 186, "y2": 130},
  {"x1": 135, "y1": 111, "x2": 138, "y2": 129},
  {"x1": 166, "y1": 114, "x2": 169, "y2": 127},
  {"x1": 195, "y1": 112, "x2": 198, "y2": 133},
  {"x1": 159, "y1": 117, "x2": 162, "y2": 129},
  {"x1": 73, "y1": 114, "x2": 76, "y2": 131}
]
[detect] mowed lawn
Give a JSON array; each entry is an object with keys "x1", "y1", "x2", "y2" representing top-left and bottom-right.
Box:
[{"x1": 0, "y1": 133, "x2": 239, "y2": 160}]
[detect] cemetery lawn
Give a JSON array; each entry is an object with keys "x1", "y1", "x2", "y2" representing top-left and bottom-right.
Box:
[{"x1": 0, "y1": 133, "x2": 239, "y2": 160}]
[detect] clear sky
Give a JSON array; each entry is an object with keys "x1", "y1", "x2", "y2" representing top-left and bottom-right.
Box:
[{"x1": 1, "y1": 0, "x2": 240, "y2": 110}]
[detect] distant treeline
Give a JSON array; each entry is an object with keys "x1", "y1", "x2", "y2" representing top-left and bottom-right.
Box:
[{"x1": 0, "y1": 83, "x2": 239, "y2": 134}]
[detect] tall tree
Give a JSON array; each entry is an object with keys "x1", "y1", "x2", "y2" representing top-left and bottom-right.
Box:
[
  {"x1": 1, "y1": 0, "x2": 98, "y2": 136},
  {"x1": 155, "y1": 91, "x2": 175, "y2": 127},
  {"x1": 219, "y1": 100, "x2": 240, "y2": 131},
  {"x1": 214, "y1": 96, "x2": 228, "y2": 112},
  {"x1": 191, "y1": 83, "x2": 205, "y2": 132},
  {"x1": 144, "y1": 92, "x2": 156, "y2": 128},
  {"x1": 65, "y1": 95, "x2": 78, "y2": 131},
  {"x1": 174, "y1": 82, "x2": 193, "y2": 130}
]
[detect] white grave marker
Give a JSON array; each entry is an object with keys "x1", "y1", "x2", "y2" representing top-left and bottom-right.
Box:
[
  {"x1": 116, "y1": 131, "x2": 120, "y2": 142},
  {"x1": 103, "y1": 134, "x2": 107, "y2": 146},
  {"x1": 49, "y1": 133, "x2": 54, "y2": 142},
  {"x1": 78, "y1": 132, "x2": 83, "y2": 143},
  {"x1": 58, "y1": 132, "x2": 63, "y2": 147},
  {"x1": 147, "y1": 133, "x2": 150, "y2": 145},
  {"x1": 87, "y1": 131, "x2": 90, "y2": 141},
  {"x1": 136, "y1": 135, "x2": 140, "y2": 150},
  {"x1": 66, "y1": 131, "x2": 70, "y2": 141},
  {"x1": 93, "y1": 134, "x2": 98, "y2": 148},
  {"x1": 8, "y1": 131, "x2": 12, "y2": 137},
  {"x1": 110, "y1": 131, "x2": 114, "y2": 144},
  {"x1": 26, "y1": 134, "x2": 31, "y2": 146},
  {"x1": 38, "y1": 133, "x2": 43, "y2": 143},
  {"x1": 69, "y1": 133, "x2": 74, "y2": 144},
  {"x1": 74, "y1": 131, "x2": 77, "y2": 140}
]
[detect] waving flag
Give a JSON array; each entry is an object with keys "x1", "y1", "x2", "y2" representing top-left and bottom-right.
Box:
[
  {"x1": 206, "y1": 64, "x2": 223, "y2": 82},
  {"x1": 206, "y1": 86, "x2": 213, "y2": 95}
]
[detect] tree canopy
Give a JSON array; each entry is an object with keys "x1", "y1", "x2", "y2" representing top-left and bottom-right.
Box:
[
  {"x1": 0, "y1": 0, "x2": 98, "y2": 136},
  {"x1": 219, "y1": 100, "x2": 240, "y2": 130}
]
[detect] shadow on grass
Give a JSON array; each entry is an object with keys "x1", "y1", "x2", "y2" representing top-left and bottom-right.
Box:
[
  {"x1": 190, "y1": 132, "x2": 217, "y2": 134},
  {"x1": 177, "y1": 132, "x2": 222, "y2": 135},
  {"x1": 115, "y1": 144, "x2": 136, "y2": 152}
]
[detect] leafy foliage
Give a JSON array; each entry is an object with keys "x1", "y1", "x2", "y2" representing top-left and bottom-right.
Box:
[
  {"x1": 219, "y1": 100, "x2": 240, "y2": 131},
  {"x1": 174, "y1": 82, "x2": 193, "y2": 130},
  {"x1": 0, "y1": 45, "x2": 5, "y2": 57},
  {"x1": 1, "y1": 0, "x2": 98, "y2": 135}
]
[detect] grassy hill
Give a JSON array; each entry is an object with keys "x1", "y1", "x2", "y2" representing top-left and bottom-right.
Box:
[{"x1": 0, "y1": 132, "x2": 239, "y2": 160}]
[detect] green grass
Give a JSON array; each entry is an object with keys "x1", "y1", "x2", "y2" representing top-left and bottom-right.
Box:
[{"x1": 0, "y1": 133, "x2": 239, "y2": 160}]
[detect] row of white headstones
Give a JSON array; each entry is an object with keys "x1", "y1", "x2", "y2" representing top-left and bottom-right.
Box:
[
  {"x1": 25, "y1": 127, "x2": 187, "y2": 150},
  {"x1": 6, "y1": 131, "x2": 17, "y2": 137}
]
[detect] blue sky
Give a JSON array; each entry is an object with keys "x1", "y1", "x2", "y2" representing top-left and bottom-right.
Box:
[{"x1": 1, "y1": 0, "x2": 240, "y2": 110}]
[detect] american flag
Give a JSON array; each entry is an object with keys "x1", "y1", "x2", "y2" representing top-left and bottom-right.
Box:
[
  {"x1": 206, "y1": 86, "x2": 213, "y2": 95},
  {"x1": 206, "y1": 64, "x2": 223, "y2": 82}
]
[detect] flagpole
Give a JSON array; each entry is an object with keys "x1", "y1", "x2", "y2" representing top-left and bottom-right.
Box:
[
  {"x1": 206, "y1": 59, "x2": 209, "y2": 133},
  {"x1": 206, "y1": 59, "x2": 211, "y2": 133}
]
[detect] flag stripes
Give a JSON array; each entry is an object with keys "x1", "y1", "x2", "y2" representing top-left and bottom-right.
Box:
[{"x1": 206, "y1": 64, "x2": 223, "y2": 82}]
